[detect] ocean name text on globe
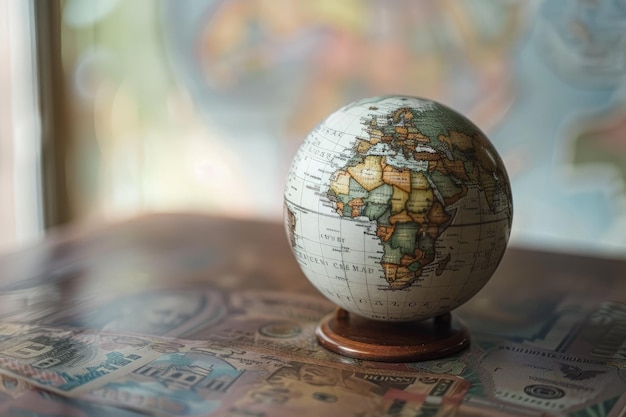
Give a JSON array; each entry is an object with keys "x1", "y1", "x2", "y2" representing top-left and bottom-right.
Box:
[{"x1": 294, "y1": 250, "x2": 375, "y2": 274}]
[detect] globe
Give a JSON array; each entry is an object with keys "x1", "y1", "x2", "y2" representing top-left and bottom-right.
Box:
[{"x1": 284, "y1": 95, "x2": 513, "y2": 323}]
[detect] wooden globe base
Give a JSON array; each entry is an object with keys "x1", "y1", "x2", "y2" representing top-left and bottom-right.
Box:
[{"x1": 316, "y1": 309, "x2": 470, "y2": 362}]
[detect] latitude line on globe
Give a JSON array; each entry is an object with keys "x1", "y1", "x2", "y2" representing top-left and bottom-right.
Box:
[{"x1": 286, "y1": 197, "x2": 510, "y2": 228}]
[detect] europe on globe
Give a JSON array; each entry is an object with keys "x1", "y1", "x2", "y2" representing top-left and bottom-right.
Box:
[{"x1": 284, "y1": 95, "x2": 513, "y2": 322}]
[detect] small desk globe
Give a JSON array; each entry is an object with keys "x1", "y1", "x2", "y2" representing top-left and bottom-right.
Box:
[{"x1": 284, "y1": 95, "x2": 513, "y2": 362}]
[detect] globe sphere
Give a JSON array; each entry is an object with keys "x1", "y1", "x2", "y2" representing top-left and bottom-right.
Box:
[{"x1": 284, "y1": 96, "x2": 513, "y2": 322}]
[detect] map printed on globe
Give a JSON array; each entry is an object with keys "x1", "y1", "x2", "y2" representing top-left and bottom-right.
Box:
[{"x1": 284, "y1": 96, "x2": 513, "y2": 322}]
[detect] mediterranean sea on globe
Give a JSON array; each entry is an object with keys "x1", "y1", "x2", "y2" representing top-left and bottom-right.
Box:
[{"x1": 284, "y1": 96, "x2": 513, "y2": 322}]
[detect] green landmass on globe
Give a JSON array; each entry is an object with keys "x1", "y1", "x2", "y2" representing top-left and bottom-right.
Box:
[{"x1": 326, "y1": 101, "x2": 511, "y2": 290}]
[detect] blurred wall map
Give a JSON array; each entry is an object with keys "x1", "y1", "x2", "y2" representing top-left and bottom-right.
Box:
[{"x1": 60, "y1": 0, "x2": 626, "y2": 255}]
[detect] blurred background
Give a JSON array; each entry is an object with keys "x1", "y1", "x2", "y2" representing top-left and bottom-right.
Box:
[{"x1": 1, "y1": 0, "x2": 626, "y2": 256}]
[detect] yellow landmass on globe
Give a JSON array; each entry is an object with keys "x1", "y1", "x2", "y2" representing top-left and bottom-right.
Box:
[
  {"x1": 329, "y1": 170, "x2": 351, "y2": 195},
  {"x1": 406, "y1": 188, "x2": 433, "y2": 215},
  {"x1": 410, "y1": 171, "x2": 430, "y2": 190},
  {"x1": 347, "y1": 155, "x2": 384, "y2": 191},
  {"x1": 382, "y1": 163, "x2": 411, "y2": 193},
  {"x1": 390, "y1": 186, "x2": 409, "y2": 214}
]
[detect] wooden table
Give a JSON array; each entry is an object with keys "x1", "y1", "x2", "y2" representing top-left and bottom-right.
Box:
[{"x1": 0, "y1": 213, "x2": 624, "y2": 417}]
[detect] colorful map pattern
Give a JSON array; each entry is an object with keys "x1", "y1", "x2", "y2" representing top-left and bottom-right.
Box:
[{"x1": 327, "y1": 101, "x2": 511, "y2": 289}]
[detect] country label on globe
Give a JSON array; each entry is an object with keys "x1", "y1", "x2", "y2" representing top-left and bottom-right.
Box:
[{"x1": 284, "y1": 95, "x2": 512, "y2": 322}]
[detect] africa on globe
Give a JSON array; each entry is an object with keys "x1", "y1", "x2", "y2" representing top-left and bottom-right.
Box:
[{"x1": 284, "y1": 95, "x2": 513, "y2": 322}]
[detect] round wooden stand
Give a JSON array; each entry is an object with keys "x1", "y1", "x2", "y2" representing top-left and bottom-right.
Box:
[{"x1": 316, "y1": 308, "x2": 470, "y2": 362}]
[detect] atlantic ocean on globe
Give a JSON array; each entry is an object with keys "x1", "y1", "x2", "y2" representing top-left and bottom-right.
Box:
[{"x1": 284, "y1": 95, "x2": 513, "y2": 323}]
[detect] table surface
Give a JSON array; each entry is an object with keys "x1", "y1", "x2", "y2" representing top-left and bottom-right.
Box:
[{"x1": 0, "y1": 213, "x2": 624, "y2": 417}]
